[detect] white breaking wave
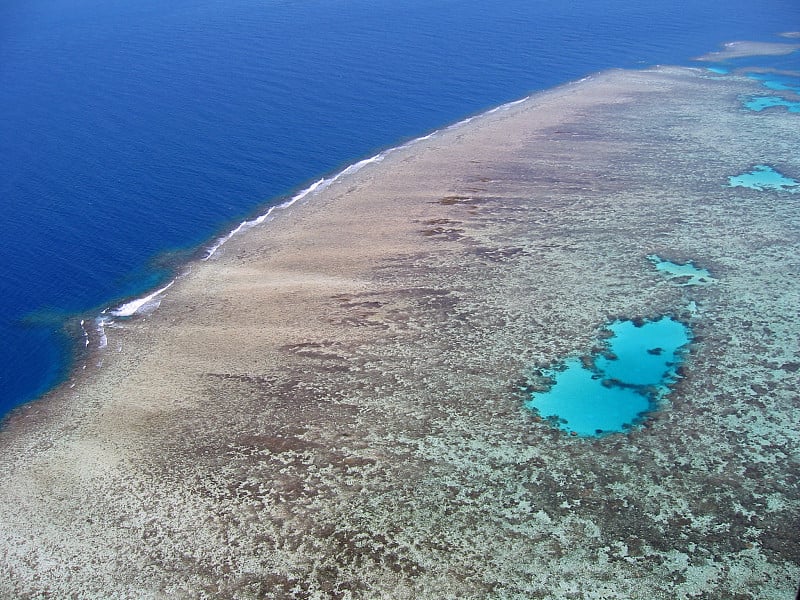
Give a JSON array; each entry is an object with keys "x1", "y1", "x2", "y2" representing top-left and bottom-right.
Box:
[
  {"x1": 95, "y1": 316, "x2": 109, "y2": 349},
  {"x1": 202, "y1": 152, "x2": 392, "y2": 260},
  {"x1": 446, "y1": 115, "x2": 475, "y2": 130},
  {"x1": 90, "y1": 285, "x2": 171, "y2": 350},
  {"x1": 202, "y1": 178, "x2": 325, "y2": 260},
  {"x1": 89, "y1": 91, "x2": 542, "y2": 351},
  {"x1": 109, "y1": 280, "x2": 175, "y2": 317},
  {"x1": 80, "y1": 319, "x2": 90, "y2": 347},
  {"x1": 200, "y1": 90, "x2": 545, "y2": 261}
]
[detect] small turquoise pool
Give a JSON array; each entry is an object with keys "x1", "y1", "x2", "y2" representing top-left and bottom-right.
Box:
[
  {"x1": 647, "y1": 255, "x2": 714, "y2": 286},
  {"x1": 744, "y1": 96, "x2": 800, "y2": 113},
  {"x1": 526, "y1": 316, "x2": 691, "y2": 437},
  {"x1": 728, "y1": 165, "x2": 799, "y2": 192},
  {"x1": 746, "y1": 72, "x2": 800, "y2": 94},
  {"x1": 741, "y1": 70, "x2": 800, "y2": 112}
]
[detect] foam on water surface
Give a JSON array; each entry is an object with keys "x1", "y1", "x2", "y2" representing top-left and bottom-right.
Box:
[
  {"x1": 728, "y1": 164, "x2": 799, "y2": 191},
  {"x1": 109, "y1": 281, "x2": 175, "y2": 317}
]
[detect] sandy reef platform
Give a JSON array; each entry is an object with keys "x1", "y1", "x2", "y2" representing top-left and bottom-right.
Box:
[{"x1": 1, "y1": 65, "x2": 799, "y2": 599}]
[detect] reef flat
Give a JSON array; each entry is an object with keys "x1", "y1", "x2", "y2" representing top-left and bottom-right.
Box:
[
  {"x1": 1, "y1": 66, "x2": 798, "y2": 599},
  {"x1": 694, "y1": 39, "x2": 800, "y2": 61}
]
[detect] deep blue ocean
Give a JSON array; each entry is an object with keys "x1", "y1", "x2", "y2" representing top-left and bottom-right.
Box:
[{"x1": 1, "y1": 0, "x2": 798, "y2": 420}]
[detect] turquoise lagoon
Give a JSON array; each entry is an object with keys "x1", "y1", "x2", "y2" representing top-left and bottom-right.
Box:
[
  {"x1": 647, "y1": 255, "x2": 714, "y2": 286},
  {"x1": 527, "y1": 317, "x2": 691, "y2": 437},
  {"x1": 728, "y1": 165, "x2": 799, "y2": 191},
  {"x1": 744, "y1": 96, "x2": 800, "y2": 112},
  {"x1": 742, "y1": 70, "x2": 800, "y2": 112},
  {"x1": 716, "y1": 58, "x2": 800, "y2": 113},
  {"x1": 746, "y1": 72, "x2": 800, "y2": 94}
]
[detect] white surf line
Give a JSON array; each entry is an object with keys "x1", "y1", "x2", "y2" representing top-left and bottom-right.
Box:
[
  {"x1": 91, "y1": 279, "x2": 176, "y2": 349},
  {"x1": 200, "y1": 92, "x2": 547, "y2": 261},
  {"x1": 85, "y1": 82, "x2": 586, "y2": 353},
  {"x1": 95, "y1": 314, "x2": 109, "y2": 349},
  {"x1": 202, "y1": 152, "x2": 398, "y2": 261},
  {"x1": 109, "y1": 280, "x2": 176, "y2": 318},
  {"x1": 485, "y1": 95, "x2": 530, "y2": 115},
  {"x1": 87, "y1": 279, "x2": 177, "y2": 351},
  {"x1": 202, "y1": 178, "x2": 324, "y2": 260}
]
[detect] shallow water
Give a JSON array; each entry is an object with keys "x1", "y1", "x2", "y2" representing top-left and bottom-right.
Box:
[
  {"x1": 740, "y1": 67, "x2": 800, "y2": 111},
  {"x1": 744, "y1": 96, "x2": 800, "y2": 112},
  {"x1": 745, "y1": 96, "x2": 800, "y2": 112},
  {"x1": 527, "y1": 357, "x2": 650, "y2": 437},
  {"x1": 597, "y1": 318, "x2": 690, "y2": 387},
  {"x1": 647, "y1": 255, "x2": 715, "y2": 286},
  {"x1": 527, "y1": 317, "x2": 691, "y2": 437},
  {"x1": 746, "y1": 72, "x2": 800, "y2": 94},
  {"x1": 728, "y1": 165, "x2": 800, "y2": 191}
]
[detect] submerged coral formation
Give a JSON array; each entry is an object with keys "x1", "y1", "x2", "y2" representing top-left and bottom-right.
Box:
[{"x1": 1, "y1": 66, "x2": 798, "y2": 598}]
